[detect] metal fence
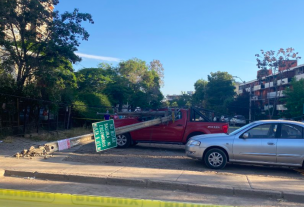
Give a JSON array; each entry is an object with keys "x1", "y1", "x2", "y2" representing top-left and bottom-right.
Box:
[{"x1": 0, "y1": 93, "x2": 111, "y2": 137}]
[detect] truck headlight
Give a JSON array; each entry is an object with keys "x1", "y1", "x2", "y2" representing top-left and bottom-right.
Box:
[{"x1": 187, "y1": 140, "x2": 201, "y2": 146}]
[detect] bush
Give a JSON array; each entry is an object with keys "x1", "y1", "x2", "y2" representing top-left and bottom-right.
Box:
[{"x1": 73, "y1": 93, "x2": 111, "y2": 120}]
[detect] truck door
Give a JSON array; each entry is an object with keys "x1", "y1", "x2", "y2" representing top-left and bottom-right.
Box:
[
  {"x1": 131, "y1": 110, "x2": 186, "y2": 142},
  {"x1": 134, "y1": 110, "x2": 186, "y2": 142},
  {"x1": 157, "y1": 110, "x2": 187, "y2": 142}
]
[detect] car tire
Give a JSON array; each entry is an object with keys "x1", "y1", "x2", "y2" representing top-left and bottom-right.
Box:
[
  {"x1": 116, "y1": 133, "x2": 131, "y2": 148},
  {"x1": 204, "y1": 148, "x2": 227, "y2": 169}
]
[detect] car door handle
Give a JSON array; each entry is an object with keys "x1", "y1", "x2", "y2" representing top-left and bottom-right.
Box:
[
  {"x1": 176, "y1": 124, "x2": 183, "y2": 126},
  {"x1": 267, "y1": 142, "x2": 275, "y2": 145}
]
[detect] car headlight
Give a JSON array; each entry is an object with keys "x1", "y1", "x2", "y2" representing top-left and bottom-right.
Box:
[{"x1": 187, "y1": 140, "x2": 201, "y2": 146}]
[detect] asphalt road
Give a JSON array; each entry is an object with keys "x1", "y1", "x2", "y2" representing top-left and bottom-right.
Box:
[{"x1": 63, "y1": 142, "x2": 304, "y2": 180}]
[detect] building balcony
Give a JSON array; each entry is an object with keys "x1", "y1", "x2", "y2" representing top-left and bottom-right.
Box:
[
  {"x1": 277, "y1": 78, "x2": 288, "y2": 86},
  {"x1": 295, "y1": 73, "x2": 304, "y2": 81},
  {"x1": 265, "y1": 82, "x2": 274, "y2": 88},
  {"x1": 253, "y1": 85, "x2": 261, "y2": 91},
  {"x1": 267, "y1": 91, "x2": 285, "y2": 99}
]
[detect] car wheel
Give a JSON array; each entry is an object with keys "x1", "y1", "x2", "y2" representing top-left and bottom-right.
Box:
[
  {"x1": 204, "y1": 148, "x2": 227, "y2": 169},
  {"x1": 116, "y1": 133, "x2": 131, "y2": 148}
]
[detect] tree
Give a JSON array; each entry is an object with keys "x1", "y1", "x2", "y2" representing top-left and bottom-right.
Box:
[
  {"x1": 149, "y1": 60, "x2": 164, "y2": 87},
  {"x1": 192, "y1": 79, "x2": 208, "y2": 107},
  {"x1": 171, "y1": 102, "x2": 178, "y2": 107},
  {"x1": 118, "y1": 58, "x2": 147, "y2": 84},
  {"x1": 76, "y1": 92, "x2": 111, "y2": 118},
  {"x1": 227, "y1": 92, "x2": 250, "y2": 118},
  {"x1": 0, "y1": 66, "x2": 16, "y2": 94},
  {"x1": 255, "y1": 48, "x2": 301, "y2": 118},
  {"x1": 283, "y1": 78, "x2": 304, "y2": 119},
  {"x1": 0, "y1": 0, "x2": 94, "y2": 92},
  {"x1": 205, "y1": 71, "x2": 235, "y2": 114},
  {"x1": 176, "y1": 92, "x2": 192, "y2": 108},
  {"x1": 104, "y1": 75, "x2": 131, "y2": 111},
  {"x1": 115, "y1": 58, "x2": 163, "y2": 110},
  {"x1": 76, "y1": 67, "x2": 112, "y2": 93}
]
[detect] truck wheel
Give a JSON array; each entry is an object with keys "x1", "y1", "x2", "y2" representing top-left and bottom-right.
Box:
[
  {"x1": 204, "y1": 148, "x2": 227, "y2": 169},
  {"x1": 116, "y1": 133, "x2": 131, "y2": 148}
]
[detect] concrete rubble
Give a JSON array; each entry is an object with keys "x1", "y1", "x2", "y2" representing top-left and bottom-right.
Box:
[{"x1": 14, "y1": 145, "x2": 52, "y2": 159}]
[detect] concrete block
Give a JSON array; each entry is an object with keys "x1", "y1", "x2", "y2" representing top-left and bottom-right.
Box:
[
  {"x1": 188, "y1": 183, "x2": 233, "y2": 196},
  {"x1": 106, "y1": 177, "x2": 146, "y2": 188},
  {"x1": 68, "y1": 175, "x2": 107, "y2": 185},
  {"x1": 283, "y1": 191, "x2": 304, "y2": 203},
  {"x1": 35, "y1": 172, "x2": 68, "y2": 182},
  {"x1": 233, "y1": 187, "x2": 282, "y2": 199},
  {"x1": 4, "y1": 170, "x2": 35, "y2": 178},
  {"x1": 147, "y1": 180, "x2": 189, "y2": 192}
]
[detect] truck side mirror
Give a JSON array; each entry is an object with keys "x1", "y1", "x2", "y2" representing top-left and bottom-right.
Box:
[{"x1": 242, "y1": 133, "x2": 249, "y2": 139}]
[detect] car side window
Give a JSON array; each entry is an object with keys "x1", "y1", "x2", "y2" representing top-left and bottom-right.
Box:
[
  {"x1": 280, "y1": 124, "x2": 303, "y2": 139},
  {"x1": 243, "y1": 124, "x2": 278, "y2": 138}
]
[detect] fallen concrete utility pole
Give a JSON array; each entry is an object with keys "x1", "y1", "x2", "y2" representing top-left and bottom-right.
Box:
[
  {"x1": 97, "y1": 111, "x2": 167, "y2": 117},
  {"x1": 16, "y1": 113, "x2": 175, "y2": 156}
]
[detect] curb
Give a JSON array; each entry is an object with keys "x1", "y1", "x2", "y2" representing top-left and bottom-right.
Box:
[{"x1": 4, "y1": 170, "x2": 304, "y2": 203}]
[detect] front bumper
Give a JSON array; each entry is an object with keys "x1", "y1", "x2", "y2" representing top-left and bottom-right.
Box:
[{"x1": 185, "y1": 145, "x2": 205, "y2": 160}]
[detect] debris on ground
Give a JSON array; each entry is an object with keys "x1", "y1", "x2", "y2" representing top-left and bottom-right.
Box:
[{"x1": 15, "y1": 145, "x2": 53, "y2": 159}]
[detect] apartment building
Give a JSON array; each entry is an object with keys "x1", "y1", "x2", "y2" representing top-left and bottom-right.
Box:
[{"x1": 238, "y1": 61, "x2": 304, "y2": 113}]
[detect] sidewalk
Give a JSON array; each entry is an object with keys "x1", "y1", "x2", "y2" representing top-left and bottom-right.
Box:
[{"x1": 1, "y1": 152, "x2": 304, "y2": 202}]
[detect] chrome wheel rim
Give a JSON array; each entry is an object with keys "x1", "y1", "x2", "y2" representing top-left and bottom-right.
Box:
[
  {"x1": 117, "y1": 135, "x2": 127, "y2": 146},
  {"x1": 208, "y1": 152, "x2": 223, "y2": 167}
]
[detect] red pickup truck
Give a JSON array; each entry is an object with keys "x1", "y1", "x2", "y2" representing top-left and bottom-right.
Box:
[{"x1": 113, "y1": 108, "x2": 229, "y2": 148}]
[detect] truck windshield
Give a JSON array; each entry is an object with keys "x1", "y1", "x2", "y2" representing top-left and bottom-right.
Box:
[{"x1": 229, "y1": 122, "x2": 256, "y2": 135}]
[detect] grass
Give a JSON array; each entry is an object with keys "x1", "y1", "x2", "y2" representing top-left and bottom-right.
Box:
[{"x1": 2, "y1": 136, "x2": 13, "y2": 143}]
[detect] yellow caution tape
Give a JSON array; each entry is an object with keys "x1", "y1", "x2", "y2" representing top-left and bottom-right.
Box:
[{"x1": 0, "y1": 188, "x2": 227, "y2": 207}]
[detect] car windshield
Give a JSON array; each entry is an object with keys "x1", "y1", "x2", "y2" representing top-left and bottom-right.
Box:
[{"x1": 229, "y1": 122, "x2": 256, "y2": 135}]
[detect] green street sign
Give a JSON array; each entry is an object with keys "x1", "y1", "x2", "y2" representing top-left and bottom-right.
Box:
[{"x1": 92, "y1": 120, "x2": 117, "y2": 152}]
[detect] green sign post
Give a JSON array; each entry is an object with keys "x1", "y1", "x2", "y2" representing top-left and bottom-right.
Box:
[{"x1": 92, "y1": 120, "x2": 117, "y2": 152}]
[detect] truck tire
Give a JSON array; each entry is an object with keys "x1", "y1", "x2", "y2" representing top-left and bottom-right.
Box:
[
  {"x1": 131, "y1": 141, "x2": 138, "y2": 147},
  {"x1": 204, "y1": 148, "x2": 227, "y2": 169},
  {"x1": 116, "y1": 133, "x2": 131, "y2": 148}
]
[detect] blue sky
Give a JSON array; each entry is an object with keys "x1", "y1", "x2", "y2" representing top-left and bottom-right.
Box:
[{"x1": 56, "y1": 0, "x2": 304, "y2": 96}]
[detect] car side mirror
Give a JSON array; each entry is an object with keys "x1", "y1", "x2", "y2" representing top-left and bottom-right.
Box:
[{"x1": 242, "y1": 133, "x2": 249, "y2": 139}]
